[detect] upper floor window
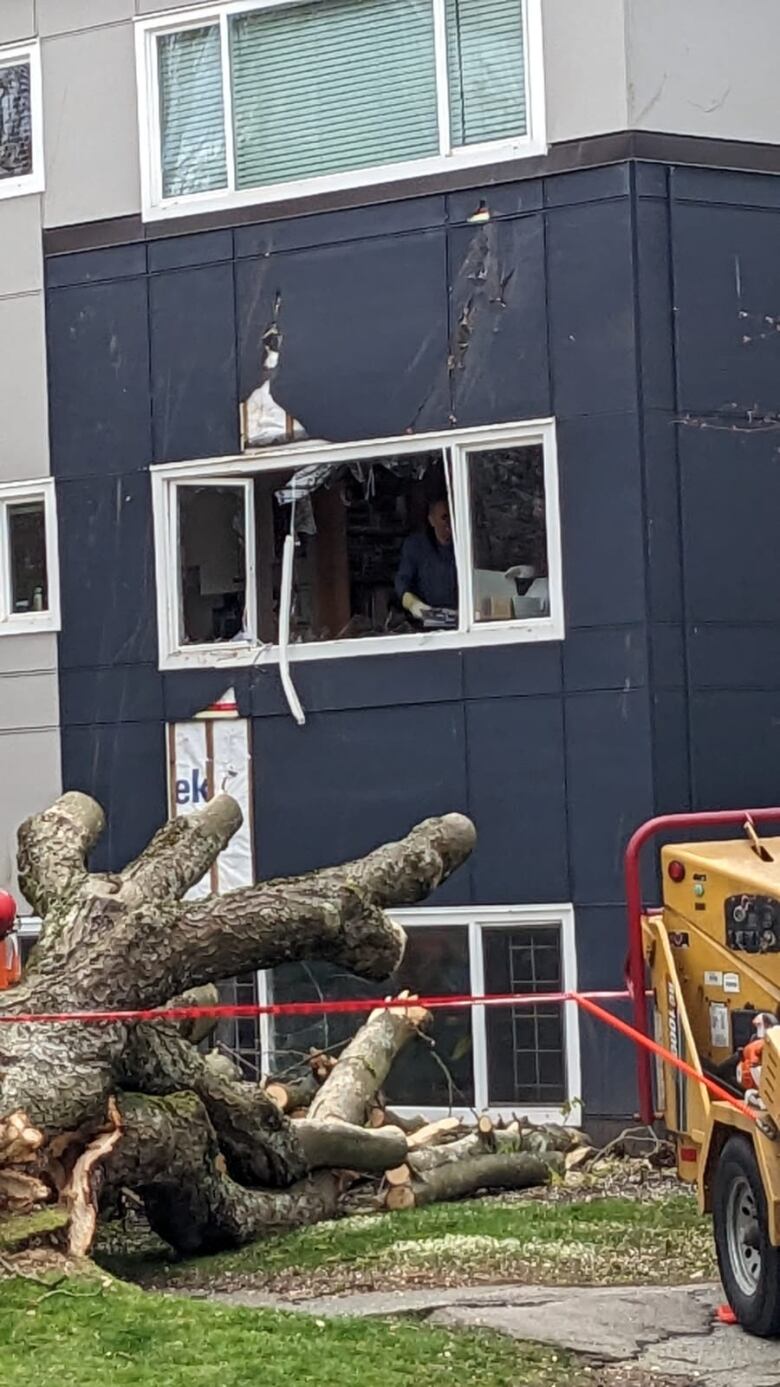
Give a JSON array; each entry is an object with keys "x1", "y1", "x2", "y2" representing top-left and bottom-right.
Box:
[
  {"x1": 0, "y1": 42, "x2": 43, "y2": 199},
  {"x1": 151, "y1": 419, "x2": 563, "y2": 671},
  {"x1": 0, "y1": 480, "x2": 60, "y2": 636},
  {"x1": 136, "y1": 0, "x2": 545, "y2": 220}
]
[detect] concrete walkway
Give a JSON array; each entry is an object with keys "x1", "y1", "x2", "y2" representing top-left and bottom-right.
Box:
[{"x1": 205, "y1": 1283, "x2": 780, "y2": 1386}]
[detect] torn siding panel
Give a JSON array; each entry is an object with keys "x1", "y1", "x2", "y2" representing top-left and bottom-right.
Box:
[
  {"x1": 236, "y1": 228, "x2": 450, "y2": 444},
  {"x1": 448, "y1": 213, "x2": 550, "y2": 428}
]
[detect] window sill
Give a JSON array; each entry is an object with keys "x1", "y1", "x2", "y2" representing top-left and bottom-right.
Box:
[
  {"x1": 159, "y1": 617, "x2": 564, "y2": 671},
  {"x1": 142, "y1": 135, "x2": 548, "y2": 224},
  {"x1": 0, "y1": 172, "x2": 44, "y2": 202},
  {"x1": 0, "y1": 614, "x2": 59, "y2": 637}
]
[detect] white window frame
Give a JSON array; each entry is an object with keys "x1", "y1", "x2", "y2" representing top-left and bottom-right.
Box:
[
  {"x1": 0, "y1": 41, "x2": 44, "y2": 201},
  {"x1": 0, "y1": 479, "x2": 60, "y2": 637},
  {"x1": 152, "y1": 418, "x2": 564, "y2": 671},
  {"x1": 258, "y1": 903, "x2": 581, "y2": 1124},
  {"x1": 135, "y1": 0, "x2": 547, "y2": 222}
]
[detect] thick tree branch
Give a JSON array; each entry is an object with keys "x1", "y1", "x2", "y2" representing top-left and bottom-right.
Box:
[
  {"x1": 308, "y1": 996, "x2": 431, "y2": 1126},
  {"x1": 121, "y1": 795, "x2": 242, "y2": 904},
  {"x1": 108, "y1": 1092, "x2": 340, "y2": 1254},
  {"x1": 162, "y1": 813, "x2": 475, "y2": 996},
  {"x1": 17, "y1": 792, "x2": 105, "y2": 918}
]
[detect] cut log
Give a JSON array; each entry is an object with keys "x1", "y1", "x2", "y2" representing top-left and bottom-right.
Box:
[
  {"x1": 263, "y1": 1073, "x2": 320, "y2": 1113},
  {"x1": 367, "y1": 1106, "x2": 386, "y2": 1129},
  {"x1": 385, "y1": 1184, "x2": 415, "y2": 1212},
  {"x1": 307, "y1": 994, "x2": 432, "y2": 1128},
  {"x1": 408, "y1": 1151, "x2": 550, "y2": 1207},
  {"x1": 295, "y1": 1121, "x2": 407, "y2": 1173},
  {"x1": 385, "y1": 1163, "x2": 412, "y2": 1187},
  {"x1": 408, "y1": 1128, "x2": 524, "y2": 1176},
  {"x1": 407, "y1": 1117, "x2": 462, "y2": 1150}
]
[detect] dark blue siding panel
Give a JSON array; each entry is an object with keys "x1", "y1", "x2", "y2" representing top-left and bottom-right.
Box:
[
  {"x1": 57, "y1": 472, "x2": 157, "y2": 670},
  {"x1": 579, "y1": 1002, "x2": 638, "y2": 1118},
  {"x1": 649, "y1": 623, "x2": 685, "y2": 690},
  {"x1": 150, "y1": 262, "x2": 238, "y2": 462},
  {"x1": 251, "y1": 650, "x2": 463, "y2": 718},
  {"x1": 46, "y1": 244, "x2": 147, "y2": 289},
  {"x1": 236, "y1": 231, "x2": 450, "y2": 441},
  {"x1": 544, "y1": 164, "x2": 630, "y2": 207},
  {"x1": 673, "y1": 199, "x2": 780, "y2": 415},
  {"x1": 61, "y1": 721, "x2": 167, "y2": 874},
  {"x1": 690, "y1": 692, "x2": 780, "y2": 809},
  {"x1": 565, "y1": 689, "x2": 654, "y2": 903},
  {"x1": 162, "y1": 670, "x2": 253, "y2": 723},
  {"x1": 252, "y1": 704, "x2": 470, "y2": 887},
  {"x1": 148, "y1": 230, "x2": 234, "y2": 273},
  {"x1": 60, "y1": 665, "x2": 164, "y2": 727},
  {"x1": 563, "y1": 626, "x2": 648, "y2": 694},
  {"x1": 689, "y1": 626, "x2": 780, "y2": 691},
  {"x1": 574, "y1": 905, "x2": 630, "y2": 989},
  {"x1": 680, "y1": 428, "x2": 780, "y2": 624},
  {"x1": 449, "y1": 214, "x2": 550, "y2": 427},
  {"x1": 466, "y1": 696, "x2": 569, "y2": 903},
  {"x1": 47, "y1": 278, "x2": 152, "y2": 479},
  {"x1": 446, "y1": 180, "x2": 543, "y2": 222},
  {"x1": 463, "y1": 643, "x2": 561, "y2": 701},
  {"x1": 642, "y1": 411, "x2": 682, "y2": 624},
  {"x1": 635, "y1": 197, "x2": 675, "y2": 412},
  {"x1": 234, "y1": 196, "x2": 447, "y2": 257},
  {"x1": 557, "y1": 413, "x2": 646, "y2": 628},
  {"x1": 546, "y1": 199, "x2": 636, "y2": 418},
  {"x1": 652, "y1": 690, "x2": 691, "y2": 815}
]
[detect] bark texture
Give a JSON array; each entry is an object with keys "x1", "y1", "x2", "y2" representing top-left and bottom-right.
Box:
[{"x1": 0, "y1": 794, "x2": 477, "y2": 1255}]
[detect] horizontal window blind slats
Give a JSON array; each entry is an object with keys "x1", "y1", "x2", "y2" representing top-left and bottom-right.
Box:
[
  {"x1": 158, "y1": 24, "x2": 228, "y2": 198},
  {"x1": 229, "y1": 0, "x2": 439, "y2": 190},
  {"x1": 447, "y1": 0, "x2": 527, "y2": 147}
]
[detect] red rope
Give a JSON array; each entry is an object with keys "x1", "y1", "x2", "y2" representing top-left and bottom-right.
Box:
[{"x1": 0, "y1": 988, "x2": 629, "y2": 1025}]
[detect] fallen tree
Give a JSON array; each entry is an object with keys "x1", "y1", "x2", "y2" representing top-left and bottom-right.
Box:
[{"x1": 0, "y1": 792, "x2": 578, "y2": 1259}]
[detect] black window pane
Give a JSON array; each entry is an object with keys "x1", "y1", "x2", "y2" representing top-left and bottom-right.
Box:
[
  {"x1": 483, "y1": 927, "x2": 565, "y2": 1106},
  {"x1": 178, "y1": 486, "x2": 246, "y2": 644},
  {"x1": 9, "y1": 502, "x2": 47, "y2": 614},
  {"x1": 211, "y1": 974, "x2": 262, "y2": 1080},
  {"x1": 0, "y1": 62, "x2": 32, "y2": 180},
  {"x1": 469, "y1": 445, "x2": 549, "y2": 624},
  {"x1": 271, "y1": 925, "x2": 474, "y2": 1108}
]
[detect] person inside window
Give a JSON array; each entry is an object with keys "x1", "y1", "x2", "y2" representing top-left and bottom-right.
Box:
[{"x1": 395, "y1": 494, "x2": 458, "y2": 625}]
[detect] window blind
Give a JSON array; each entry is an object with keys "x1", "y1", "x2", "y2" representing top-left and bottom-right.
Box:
[
  {"x1": 158, "y1": 25, "x2": 227, "y2": 198},
  {"x1": 446, "y1": 0, "x2": 527, "y2": 147},
  {"x1": 228, "y1": 0, "x2": 440, "y2": 190}
]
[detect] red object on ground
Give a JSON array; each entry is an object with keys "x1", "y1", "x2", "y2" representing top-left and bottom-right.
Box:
[{"x1": 716, "y1": 1304, "x2": 738, "y2": 1325}]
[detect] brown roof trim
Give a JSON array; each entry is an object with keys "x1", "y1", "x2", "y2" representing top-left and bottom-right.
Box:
[{"x1": 43, "y1": 128, "x2": 780, "y2": 256}]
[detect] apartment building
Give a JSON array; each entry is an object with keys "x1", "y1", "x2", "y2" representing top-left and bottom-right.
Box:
[{"x1": 2, "y1": 0, "x2": 780, "y2": 1122}]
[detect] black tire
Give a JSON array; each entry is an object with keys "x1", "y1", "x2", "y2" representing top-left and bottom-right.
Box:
[{"x1": 713, "y1": 1134, "x2": 780, "y2": 1336}]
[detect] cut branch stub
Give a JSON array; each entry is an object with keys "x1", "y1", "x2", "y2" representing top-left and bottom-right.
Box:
[
  {"x1": 121, "y1": 795, "x2": 243, "y2": 905},
  {"x1": 308, "y1": 993, "x2": 431, "y2": 1127},
  {"x1": 17, "y1": 791, "x2": 106, "y2": 918}
]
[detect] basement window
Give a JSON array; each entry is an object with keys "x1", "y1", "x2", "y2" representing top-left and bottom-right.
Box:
[
  {"x1": 261, "y1": 904, "x2": 579, "y2": 1121},
  {"x1": 135, "y1": 0, "x2": 545, "y2": 221},
  {"x1": 152, "y1": 419, "x2": 563, "y2": 669},
  {"x1": 0, "y1": 480, "x2": 59, "y2": 635},
  {"x1": 0, "y1": 41, "x2": 44, "y2": 199}
]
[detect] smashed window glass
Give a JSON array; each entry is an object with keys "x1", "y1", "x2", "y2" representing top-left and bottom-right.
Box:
[
  {"x1": 262, "y1": 451, "x2": 459, "y2": 644},
  {"x1": 0, "y1": 61, "x2": 32, "y2": 181},
  {"x1": 178, "y1": 485, "x2": 247, "y2": 644},
  {"x1": 469, "y1": 444, "x2": 549, "y2": 623},
  {"x1": 8, "y1": 501, "x2": 47, "y2": 614}
]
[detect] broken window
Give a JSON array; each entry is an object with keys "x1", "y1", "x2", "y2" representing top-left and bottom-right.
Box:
[
  {"x1": 257, "y1": 453, "x2": 456, "y2": 645},
  {"x1": 0, "y1": 44, "x2": 41, "y2": 196},
  {"x1": 177, "y1": 484, "x2": 251, "y2": 646},
  {"x1": 141, "y1": 0, "x2": 536, "y2": 214},
  {"x1": 469, "y1": 444, "x2": 549, "y2": 623},
  {"x1": 157, "y1": 421, "x2": 561, "y2": 665},
  {"x1": 0, "y1": 481, "x2": 59, "y2": 633}
]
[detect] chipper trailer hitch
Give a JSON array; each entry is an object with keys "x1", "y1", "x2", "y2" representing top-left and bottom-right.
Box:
[{"x1": 624, "y1": 808, "x2": 780, "y2": 1337}]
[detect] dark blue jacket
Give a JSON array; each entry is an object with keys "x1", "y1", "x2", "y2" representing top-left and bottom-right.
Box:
[{"x1": 395, "y1": 531, "x2": 458, "y2": 609}]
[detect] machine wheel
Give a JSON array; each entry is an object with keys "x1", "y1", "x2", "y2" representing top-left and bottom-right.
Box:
[{"x1": 713, "y1": 1135, "x2": 780, "y2": 1336}]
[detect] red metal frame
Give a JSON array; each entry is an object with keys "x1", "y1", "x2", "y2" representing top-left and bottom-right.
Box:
[{"x1": 625, "y1": 808, "x2": 780, "y2": 1123}]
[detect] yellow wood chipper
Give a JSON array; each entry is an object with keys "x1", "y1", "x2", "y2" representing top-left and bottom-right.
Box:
[{"x1": 626, "y1": 808, "x2": 780, "y2": 1336}]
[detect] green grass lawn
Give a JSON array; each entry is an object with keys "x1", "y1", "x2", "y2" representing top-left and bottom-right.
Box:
[
  {"x1": 0, "y1": 1275, "x2": 578, "y2": 1387},
  {"x1": 100, "y1": 1192, "x2": 717, "y2": 1297}
]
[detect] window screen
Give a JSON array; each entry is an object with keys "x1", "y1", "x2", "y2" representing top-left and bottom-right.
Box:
[{"x1": 229, "y1": 0, "x2": 440, "y2": 189}]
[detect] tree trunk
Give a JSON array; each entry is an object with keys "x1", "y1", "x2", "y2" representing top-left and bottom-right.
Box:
[{"x1": 0, "y1": 793, "x2": 476, "y2": 1256}]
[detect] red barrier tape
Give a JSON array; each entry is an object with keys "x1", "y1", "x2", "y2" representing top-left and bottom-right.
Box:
[{"x1": 0, "y1": 988, "x2": 631, "y2": 1026}]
